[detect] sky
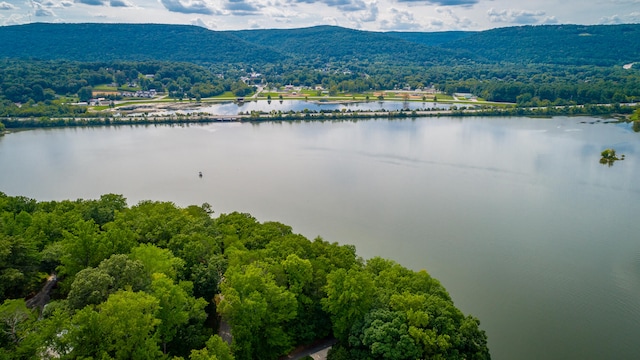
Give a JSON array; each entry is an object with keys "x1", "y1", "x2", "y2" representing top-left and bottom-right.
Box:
[{"x1": 0, "y1": 0, "x2": 638, "y2": 31}]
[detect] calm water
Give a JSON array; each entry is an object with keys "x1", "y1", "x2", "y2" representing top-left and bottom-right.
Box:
[
  {"x1": 1, "y1": 116, "x2": 639, "y2": 360},
  {"x1": 156, "y1": 99, "x2": 452, "y2": 115}
]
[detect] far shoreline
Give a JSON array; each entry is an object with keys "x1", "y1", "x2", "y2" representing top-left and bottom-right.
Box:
[{"x1": 1, "y1": 101, "x2": 636, "y2": 132}]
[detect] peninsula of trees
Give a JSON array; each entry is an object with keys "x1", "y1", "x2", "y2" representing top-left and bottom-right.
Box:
[{"x1": 0, "y1": 192, "x2": 490, "y2": 359}]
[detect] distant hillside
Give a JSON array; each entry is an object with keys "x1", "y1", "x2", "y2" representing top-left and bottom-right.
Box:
[
  {"x1": 385, "y1": 30, "x2": 473, "y2": 47},
  {"x1": 230, "y1": 25, "x2": 468, "y2": 64},
  {"x1": 0, "y1": 23, "x2": 638, "y2": 66},
  {"x1": 0, "y1": 23, "x2": 287, "y2": 64},
  {"x1": 440, "y1": 24, "x2": 640, "y2": 66}
]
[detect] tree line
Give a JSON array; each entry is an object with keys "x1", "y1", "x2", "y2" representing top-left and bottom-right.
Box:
[
  {"x1": 0, "y1": 192, "x2": 490, "y2": 359},
  {"x1": 2, "y1": 57, "x2": 639, "y2": 121}
]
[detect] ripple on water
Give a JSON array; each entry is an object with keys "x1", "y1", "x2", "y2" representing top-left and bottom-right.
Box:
[{"x1": 611, "y1": 249, "x2": 640, "y2": 317}]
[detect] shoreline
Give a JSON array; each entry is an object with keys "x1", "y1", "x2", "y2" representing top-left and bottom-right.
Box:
[
  {"x1": 1, "y1": 104, "x2": 636, "y2": 132},
  {"x1": 1, "y1": 98, "x2": 637, "y2": 132}
]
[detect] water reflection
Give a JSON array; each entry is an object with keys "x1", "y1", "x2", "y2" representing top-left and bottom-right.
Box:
[{"x1": 158, "y1": 99, "x2": 453, "y2": 115}]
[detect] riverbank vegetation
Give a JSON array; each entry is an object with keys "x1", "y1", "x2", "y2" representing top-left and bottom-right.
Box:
[{"x1": 0, "y1": 192, "x2": 490, "y2": 359}]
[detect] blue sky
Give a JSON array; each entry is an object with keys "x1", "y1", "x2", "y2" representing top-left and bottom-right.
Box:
[{"x1": 0, "y1": 0, "x2": 639, "y2": 31}]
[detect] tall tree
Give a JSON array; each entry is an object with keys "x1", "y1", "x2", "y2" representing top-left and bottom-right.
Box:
[
  {"x1": 151, "y1": 273, "x2": 207, "y2": 355},
  {"x1": 219, "y1": 263, "x2": 297, "y2": 360},
  {"x1": 69, "y1": 290, "x2": 162, "y2": 359}
]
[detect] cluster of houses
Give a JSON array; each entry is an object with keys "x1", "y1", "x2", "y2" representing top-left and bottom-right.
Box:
[
  {"x1": 240, "y1": 72, "x2": 263, "y2": 84},
  {"x1": 86, "y1": 89, "x2": 158, "y2": 106},
  {"x1": 119, "y1": 89, "x2": 157, "y2": 98}
]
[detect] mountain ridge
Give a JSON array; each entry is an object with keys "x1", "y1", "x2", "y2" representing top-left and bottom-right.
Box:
[{"x1": 0, "y1": 22, "x2": 639, "y2": 66}]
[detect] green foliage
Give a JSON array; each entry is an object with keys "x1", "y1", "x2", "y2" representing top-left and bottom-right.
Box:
[
  {"x1": 67, "y1": 267, "x2": 114, "y2": 309},
  {"x1": 151, "y1": 273, "x2": 208, "y2": 354},
  {"x1": 601, "y1": 148, "x2": 617, "y2": 159},
  {"x1": 437, "y1": 24, "x2": 640, "y2": 66},
  {"x1": 0, "y1": 193, "x2": 488, "y2": 359},
  {"x1": 632, "y1": 108, "x2": 640, "y2": 132},
  {"x1": 69, "y1": 290, "x2": 163, "y2": 359},
  {"x1": 322, "y1": 268, "x2": 376, "y2": 340},
  {"x1": 77, "y1": 86, "x2": 93, "y2": 102},
  {"x1": 600, "y1": 148, "x2": 625, "y2": 166},
  {"x1": 97, "y1": 254, "x2": 151, "y2": 293},
  {"x1": 114, "y1": 200, "x2": 191, "y2": 246},
  {"x1": 325, "y1": 258, "x2": 489, "y2": 359},
  {"x1": 353, "y1": 309, "x2": 421, "y2": 360},
  {"x1": 0, "y1": 23, "x2": 286, "y2": 64},
  {"x1": 83, "y1": 193, "x2": 127, "y2": 227},
  {"x1": 0, "y1": 299, "x2": 37, "y2": 356},
  {"x1": 130, "y1": 243, "x2": 185, "y2": 280},
  {"x1": 3, "y1": 23, "x2": 640, "y2": 67},
  {"x1": 59, "y1": 219, "x2": 106, "y2": 278},
  {"x1": 190, "y1": 335, "x2": 235, "y2": 360},
  {"x1": 219, "y1": 263, "x2": 297, "y2": 359},
  {"x1": 67, "y1": 254, "x2": 150, "y2": 309}
]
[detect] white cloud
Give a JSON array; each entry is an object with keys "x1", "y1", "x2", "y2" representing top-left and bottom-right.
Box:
[
  {"x1": 35, "y1": 7, "x2": 56, "y2": 16},
  {"x1": 37, "y1": 0, "x2": 58, "y2": 7},
  {"x1": 487, "y1": 8, "x2": 549, "y2": 24},
  {"x1": 436, "y1": 7, "x2": 475, "y2": 29},
  {"x1": 600, "y1": 11, "x2": 640, "y2": 24},
  {"x1": 110, "y1": 0, "x2": 134, "y2": 7},
  {"x1": 160, "y1": 0, "x2": 215, "y2": 14},
  {"x1": 32, "y1": 1, "x2": 57, "y2": 16},
  {"x1": 75, "y1": 0, "x2": 106, "y2": 5},
  {"x1": 0, "y1": 1, "x2": 16, "y2": 10},
  {"x1": 322, "y1": 16, "x2": 339, "y2": 26},
  {"x1": 360, "y1": 2, "x2": 378, "y2": 22},
  {"x1": 0, "y1": 13, "x2": 28, "y2": 25},
  {"x1": 346, "y1": 0, "x2": 378, "y2": 24},
  {"x1": 191, "y1": 16, "x2": 217, "y2": 28},
  {"x1": 396, "y1": 0, "x2": 478, "y2": 5},
  {"x1": 380, "y1": 7, "x2": 422, "y2": 30}
]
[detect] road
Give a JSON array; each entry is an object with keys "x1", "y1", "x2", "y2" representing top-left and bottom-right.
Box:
[{"x1": 281, "y1": 338, "x2": 337, "y2": 360}]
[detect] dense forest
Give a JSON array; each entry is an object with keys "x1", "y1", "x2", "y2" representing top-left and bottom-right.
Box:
[
  {"x1": 0, "y1": 23, "x2": 286, "y2": 65},
  {"x1": 2, "y1": 23, "x2": 640, "y2": 66},
  {"x1": 0, "y1": 192, "x2": 490, "y2": 359},
  {"x1": 0, "y1": 23, "x2": 639, "y2": 120}
]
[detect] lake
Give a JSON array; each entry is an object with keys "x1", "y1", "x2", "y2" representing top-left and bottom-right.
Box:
[{"x1": 1, "y1": 116, "x2": 639, "y2": 360}]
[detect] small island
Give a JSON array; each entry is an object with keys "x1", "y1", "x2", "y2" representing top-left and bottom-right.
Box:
[{"x1": 600, "y1": 148, "x2": 625, "y2": 166}]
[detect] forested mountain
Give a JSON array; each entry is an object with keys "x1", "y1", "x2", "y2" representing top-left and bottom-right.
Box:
[
  {"x1": 385, "y1": 30, "x2": 473, "y2": 47},
  {"x1": 230, "y1": 25, "x2": 467, "y2": 65},
  {"x1": 0, "y1": 23, "x2": 286, "y2": 64},
  {"x1": 437, "y1": 24, "x2": 640, "y2": 66},
  {"x1": 1, "y1": 22, "x2": 638, "y2": 66}
]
